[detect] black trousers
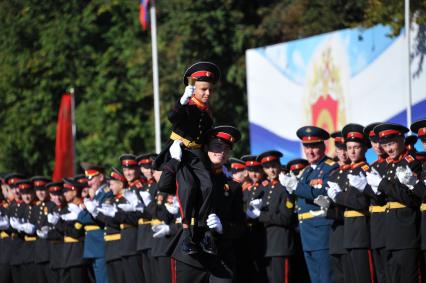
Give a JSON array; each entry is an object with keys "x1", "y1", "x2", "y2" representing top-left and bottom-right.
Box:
[
  {"x1": 142, "y1": 249, "x2": 157, "y2": 283},
  {"x1": 106, "y1": 259, "x2": 124, "y2": 283},
  {"x1": 175, "y1": 258, "x2": 233, "y2": 283},
  {"x1": 155, "y1": 256, "x2": 173, "y2": 283},
  {"x1": 386, "y1": 249, "x2": 419, "y2": 283},
  {"x1": 345, "y1": 248, "x2": 374, "y2": 283},
  {"x1": 372, "y1": 248, "x2": 387, "y2": 283},
  {"x1": 265, "y1": 256, "x2": 291, "y2": 283},
  {"x1": 122, "y1": 255, "x2": 144, "y2": 283},
  {"x1": 11, "y1": 265, "x2": 23, "y2": 283},
  {"x1": 0, "y1": 263, "x2": 12, "y2": 283},
  {"x1": 331, "y1": 254, "x2": 349, "y2": 283}
]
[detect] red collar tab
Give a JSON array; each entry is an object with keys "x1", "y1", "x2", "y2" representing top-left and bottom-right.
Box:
[{"x1": 189, "y1": 96, "x2": 208, "y2": 111}]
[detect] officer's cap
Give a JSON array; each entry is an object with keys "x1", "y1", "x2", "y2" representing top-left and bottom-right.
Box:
[
  {"x1": 136, "y1": 153, "x2": 156, "y2": 168},
  {"x1": 206, "y1": 126, "x2": 241, "y2": 151},
  {"x1": 410, "y1": 119, "x2": 426, "y2": 142},
  {"x1": 119, "y1": 154, "x2": 138, "y2": 168},
  {"x1": 342, "y1": 123, "x2": 370, "y2": 147},
  {"x1": 74, "y1": 174, "x2": 89, "y2": 188},
  {"x1": 183, "y1": 61, "x2": 221, "y2": 86},
  {"x1": 287, "y1": 159, "x2": 309, "y2": 173},
  {"x1": 30, "y1": 176, "x2": 51, "y2": 190},
  {"x1": 296, "y1": 126, "x2": 330, "y2": 144},
  {"x1": 109, "y1": 167, "x2": 126, "y2": 183},
  {"x1": 81, "y1": 162, "x2": 105, "y2": 180},
  {"x1": 373, "y1": 123, "x2": 409, "y2": 144},
  {"x1": 228, "y1": 158, "x2": 246, "y2": 174},
  {"x1": 46, "y1": 181, "x2": 63, "y2": 195},
  {"x1": 364, "y1": 122, "x2": 382, "y2": 143},
  {"x1": 257, "y1": 150, "x2": 283, "y2": 167},
  {"x1": 4, "y1": 173, "x2": 26, "y2": 188},
  {"x1": 15, "y1": 179, "x2": 33, "y2": 194},
  {"x1": 62, "y1": 178, "x2": 84, "y2": 193},
  {"x1": 241, "y1": 155, "x2": 262, "y2": 171},
  {"x1": 330, "y1": 131, "x2": 345, "y2": 149}
]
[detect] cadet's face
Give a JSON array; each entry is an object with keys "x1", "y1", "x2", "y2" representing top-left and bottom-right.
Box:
[
  {"x1": 21, "y1": 193, "x2": 33, "y2": 204},
  {"x1": 346, "y1": 141, "x2": 366, "y2": 163},
  {"x1": 35, "y1": 190, "x2": 47, "y2": 201},
  {"x1": 194, "y1": 81, "x2": 213, "y2": 103},
  {"x1": 123, "y1": 167, "x2": 137, "y2": 182},
  {"x1": 263, "y1": 164, "x2": 280, "y2": 180},
  {"x1": 81, "y1": 188, "x2": 89, "y2": 199},
  {"x1": 207, "y1": 147, "x2": 231, "y2": 166},
  {"x1": 381, "y1": 137, "x2": 405, "y2": 159},
  {"x1": 50, "y1": 194, "x2": 63, "y2": 207},
  {"x1": 248, "y1": 170, "x2": 263, "y2": 183},
  {"x1": 109, "y1": 180, "x2": 123, "y2": 196},
  {"x1": 335, "y1": 147, "x2": 349, "y2": 164},
  {"x1": 303, "y1": 143, "x2": 325, "y2": 165},
  {"x1": 63, "y1": 190, "x2": 76, "y2": 203},
  {"x1": 371, "y1": 141, "x2": 385, "y2": 156},
  {"x1": 141, "y1": 167, "x2": 153, "y2": 179},
  {"x1": 232, "y1": 170, "x2": 247, "y2": 183},
  {"x1": 88, "y1": 174, "x2": 103, "y2": 190}
]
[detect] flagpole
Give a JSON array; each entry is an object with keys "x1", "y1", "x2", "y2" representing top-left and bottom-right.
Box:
[
  {"x1": 405, "y1": 0, "x2": 412, "y2": 128},
  {"x1": 150, "y1": 1, "x2": 161, "y2": 153},
  {"x1": 70, "y1": 87, "x2": 76, "y2": 176}
]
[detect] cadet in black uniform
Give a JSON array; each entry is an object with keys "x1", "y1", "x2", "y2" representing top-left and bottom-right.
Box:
[
  {"x1": 0, "y1": 177, "x2": 13, "y2": 283},
  {"x1": 328, "y1": 124, "x2": 374, "y2": 283},
  {"x1": 30, "y1": 176, "x2": 54, "y2": 283},
  {"x1": 254, "y1": 150, "x2": 296, "y2": 283},
  {"x1": 367, "y1": 123, "x2": 422, "y2": 282}
]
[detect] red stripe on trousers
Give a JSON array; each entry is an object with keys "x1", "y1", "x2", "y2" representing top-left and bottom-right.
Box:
[
  {"x1": 368, "y1": 249, "x2": 375, "y2": 283},
  {"x1": 175, "y1": 180, "x2": 185, "y2": 220},
  {"x1": 284, "y1": 257, "x2": 289, "y2": 283},
  {"x1": 171, "y1": 258, "x2": 176, "y2": 283}
]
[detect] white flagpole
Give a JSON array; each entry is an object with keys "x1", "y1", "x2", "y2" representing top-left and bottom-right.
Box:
[
  {"x1": 405, "y1": 0, "x2": 412, "y2": 128},
  {"x1": 69, "y1": 87, "x2": 76, "y2": 176},
  {"x1": 150, "y1": 1, "x2": 161, "y2": 153}
]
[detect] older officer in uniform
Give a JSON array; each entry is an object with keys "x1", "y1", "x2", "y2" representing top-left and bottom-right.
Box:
[
  {"x1": 366, "y1": 123, "x2": 422, "y2": 282},
  {"x1": 280, "y1": 126, "x2": 338, "y2": 283},
  {"x1": 77, "y1": 163, "x2": 113, "y2": 283}
]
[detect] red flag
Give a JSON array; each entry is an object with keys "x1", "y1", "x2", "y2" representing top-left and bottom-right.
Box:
[
  {"x1": 139, "y1": 0, "x2": 150, "y2": 30},
  {"x1": 52, "y1": 93, "x2": 74, "y2": 181}
]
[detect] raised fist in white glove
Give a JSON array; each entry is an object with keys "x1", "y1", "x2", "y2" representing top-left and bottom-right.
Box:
[
  {"x1": 123, "y1": 190, "x2": 140, "y2": 207},
  {"x1": 152, "y1": 224, "x2": 171, "y2": 238},
  {"x1": 207, "y1": 213, "x2": 223, "y2": 234},
  {"x1": 314, "y1": 195, "x2": 330, "y2": 209},
  {"x1": 165, "y1": 197, "x2": 180, "y2": 215},
  {"x1": 396, "y1": 165, "x2": 417, "y2": 189},
  {"x1": 22, "y1": 222, "x2": 35, "y2": 234},
  {"x1": 170, "y1": 140, "x2": 183, "y2": 161},
  {"x1": 348, "y1": 172, "x2": 368, "y2": 192},
  {"x1": 279, "y1": 172, "x2": 298, "y2": 194},
  {"x1": 326, "y1": 181, "x2": 342, "y2": 201},
  {"x1": 36, "y1": 226, "x2": 49, "y2": 239},
  {"x1": 246, "y1": 208, "x2": 261, "y2": 219},
  {"x1": 249, "y1": 198, "x2": 263, "y2": 210},
  {"x1": 47, "y1": 213, "x2": 60, "y2": 225},
  {"x1": 180, "y1": 85, "x2": 195, "y2": 105},
  {"x1": 140, "y1": 191, "x2": 152, "y2": 206}
]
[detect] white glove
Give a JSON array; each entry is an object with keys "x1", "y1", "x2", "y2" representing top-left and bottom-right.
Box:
[
  {"x1": 169, "y1": 140, "x2": 183, "y2": 161},
  {"x1": 123, "y1": 190, "x2": 140, "y2": 207},
  {"x1": 310, "y1": 209, "x2": 326, "y2": 217},
  {"x1": 68, "y1": 203, "x2": 83, "y2": 214},
  {"x1": 165, "y1": 197, "x2": 180, "y2": 215},
  {"x1": 326, "y1": 181, "x2": 342, "y2": 201},
  {"x1": 10, "y1": 217, "x2": 20, "y2": 229},
  {"x1": 47, "y1": 213, "x2": 60, "y2": 225},
  {"x1": 140, "y1": 191, "x2": 152, "y2": 206},
  {"x1": 348, "y1": 172, "x2": 368, "y2": 192},
  {"x1": 313, "y1": 195, "x2": 330, "y2": 209},
  {"x1": 152, "y1": 224, "x2": 171, "y2": 238},
  {"x1": 396, "y1": 165, "x2": 417, "y2": 189},
  {"x1": 366, "y1": 168, "x2": 382, "y2": 188},
  {"x1": 98, "y1": 204, "x2": 117, "y2": 217},
  {"x1": 207, "y1": 213, "x2": 223, "y2": 234},
  {"x1": 180, "y1": 85, "x2": 195, "y2": 105},
  {"x1": 36, "y1": 226, "x2": 49, "y2": 239},
  {"x1": 61, "y1": 211, "x2": 79, "y2": 221},
  {"x1": 249, "y1": 198, "x2": 263, "y2": 210},
  {"x1": 0, "y1": 216, "x2": 9, "y2": 229},
  {"x1": 22, "y1": 222, "x2": 35, "y2": 234},
  {"x1": 279, "y1": 172, "x2": 298, "y2": 194},
  {"x1": 84, "y1": 198, "x2": 99, "y2": 216},
  {"x1": 246, "y1": 208, "x2": 261, "y2": 219},
  {"x1": 117, "y1": 203, "x2": 135, "y2": 212}
]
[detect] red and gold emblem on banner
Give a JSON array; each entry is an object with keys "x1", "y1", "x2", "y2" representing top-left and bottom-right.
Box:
[{"x1": 305, "y1": 47, "x2": 347, "y2": 156}]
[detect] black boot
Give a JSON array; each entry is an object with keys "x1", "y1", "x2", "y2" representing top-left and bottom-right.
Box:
[
  {"x1": 200, "y1": 230, "x2": 217, "y2": 255},
  {"x1": 181, "y1": 229, "x2": 200, "y2": 255}
]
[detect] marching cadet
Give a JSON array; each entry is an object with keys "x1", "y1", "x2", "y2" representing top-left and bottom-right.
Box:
[
  {"x1": 320, "y1": 131, "x2": 350, "y2": 283},
  {"x1": 250, "y1": 150, "x2": 296, "y2": 283},
  {"x1": 240, "y1": 154, "x2": 268, "y2": 282},
  {"x1": 327, "y1": 124, "x2": 374, "y2": 283},
  {"x1": 0, "y1": 177, "x2": 13, "y2": 283},
  {"x1": 31, "y1": 176, "x2": 56, "y2": 283},
  {"x1": 45, "y1": 181, "x2": 66, "y2": 282},
  {"x1": 363, "y1": 122, "x2": 388, "y2": 283},
  {"x1": 411, "y1": 118, "x2": 426, "y2": 150},
  {"x1": 279, "y1": 126, "x2": 338, "y2": 283},
  {"x1": 162, "y1": 125, "x2": 245, "y2": 282},
  {"x1": 115, "y1": 154, "x2": 145, "y2": 282},
  {"x1": 5, "y1": 173, "x2": 26, "y2": 283},
  {"x1": 78, "y1": 163, "x2": 113, "y2": 283},
  {"x1": 94, "y1": 168, "x2": 129, "y2": 283},
  {"x1": 57, "y1": 177, "x2": 90, "y2": 283},
  {"x1": 366, "y1": 123, "x2": 422, "y2": 282}
]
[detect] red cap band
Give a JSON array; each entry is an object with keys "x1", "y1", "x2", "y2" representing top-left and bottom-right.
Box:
[
  {"x1": 216, "y1": 132, "x2": 234, "y2": 143},
  {"x1": 261, "y1": 156, "x2": 278, "y2": 164},
  {"x1": 302, "y1": 136, "x2": 321, "y2": 142},
  {"x1": 121, "y1": 159, "x2": 137, "y2": 166},
  {"x1": 245, "y1": 161, "x2": 261, "y2": 167},
  {"x1": 138, "y1": 159, "x2": 152, "y2": 165},
  {"x1": 418, "y1": 127, "x2": 426, "y2": 137},
  {"x1": 379, "y1": 129, "x2": 401, "y2": 138},
  {"x1": 34, "y1": 180, "x2": 47, "y2": 187},
  {"x1": 347, "y1": 132, "x2": 364, "y2": 139},
  {"x1": 111, "y1": 172, "x2": 126, "y2": 183},
  {"x1": 49, "y1": 186, "x2": 61, "y2": 193},
  {"x1": 290, "y1": 164, "x2": 307, "y2": 171},
  {"x1": 334, "y1": 137, "x2": 344, "y2": 143},
  {"x1": 231, "y1": 163, "x2": 245, "y2": 170},
  {"x1": 369, "y1": 131, "x2": 375, "y2": 137},
  {"x1": 18, "y1": 183, "x2": 31, "y2": 190},
  {"x1": 191, "y1": 70, "x2": 215, "y2": 79},
  {"x1": 85, "y1": 169, "x2": 100, "y2": 178},
  {"x1": 64, "y1": 183, "x2": 76, "y2": 191}
]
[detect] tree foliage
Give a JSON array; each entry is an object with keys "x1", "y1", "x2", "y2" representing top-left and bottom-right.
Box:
[{"x1": 0, "y1": 0, "x2": 424, "y2": 175}]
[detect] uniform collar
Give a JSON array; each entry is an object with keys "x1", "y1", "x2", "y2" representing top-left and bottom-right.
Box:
[
  {"x1": 340, "y1": 164, "x2": 351, "y2": 170},
  {"x1": 189, "y1": 96, "x2": 208, "y2": 111},
  {"x1": 351, "y1": 160, "x2": 367, "y2": 169}
]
